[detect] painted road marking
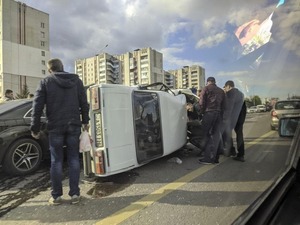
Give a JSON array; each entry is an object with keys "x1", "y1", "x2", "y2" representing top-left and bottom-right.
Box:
[
  {"x1": 95, "y1": 131, "x2": 275, "y2": 225},
  {"x1": 246, "y1": 131, "x2": 275, "y2": 147}
]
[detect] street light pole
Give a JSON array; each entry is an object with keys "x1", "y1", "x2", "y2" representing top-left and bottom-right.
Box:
[{"x1": 99, "y1": 44, "x2": 108, "y2": 54}]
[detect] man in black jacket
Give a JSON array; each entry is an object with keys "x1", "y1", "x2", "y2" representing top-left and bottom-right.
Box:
[
  {"x1": 198, "y1": 77, "x2": 226, "y2": 164},
  {"x1": 31, "y1": 58, "x2": 90, "y2": 205}
]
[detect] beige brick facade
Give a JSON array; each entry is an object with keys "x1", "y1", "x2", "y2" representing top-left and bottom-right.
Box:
[{"x1": 0, "y1": 0, "x2": 50, "y2": 101}]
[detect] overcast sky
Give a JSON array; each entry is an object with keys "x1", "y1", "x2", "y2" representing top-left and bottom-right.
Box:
[{"x1": 20, "y1": 0, "x2": 299, "y2": 99}]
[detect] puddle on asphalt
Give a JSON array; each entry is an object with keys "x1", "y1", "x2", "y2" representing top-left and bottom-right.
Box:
[{"x1": 85, "y1": 171, "x2": 139, "y2": 198}]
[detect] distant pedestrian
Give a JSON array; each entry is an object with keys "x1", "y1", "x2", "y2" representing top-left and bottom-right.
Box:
[
  {"x1": 28, "y1": 93, "x2": 34, "y2": 99},
  {"x1": 198, "y1": 77, "x2": 226, "y2": 164},
  {"x1": 222, "y1": 80, "x2": 245, "y2": 160},
  {"x1": 30, "y1": 58, "x2": 90, "y2": 205},
  {"x1": 4, "y1": 89, "x2": 14, "y2": 101}
]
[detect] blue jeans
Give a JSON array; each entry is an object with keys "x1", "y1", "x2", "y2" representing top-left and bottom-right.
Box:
[
  {"x1": 48, "y1": 125, "x2": 81, "y2": 199},
  {"x1": 201, "y1": 111, "x2": 222, "y2": 162}
]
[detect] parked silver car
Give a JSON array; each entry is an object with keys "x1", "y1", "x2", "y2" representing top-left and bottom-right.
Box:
[{"x1": 270, "y1": 99, "x2": 300, "y2": 130}]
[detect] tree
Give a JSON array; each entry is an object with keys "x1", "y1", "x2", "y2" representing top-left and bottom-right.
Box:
[
  {"x1": 251, "y1": 95, "x2": 262, "y2": 105},
  {"x1": 244, "y1": 97, "x2": 252, "y2": 107},
  {"x1": 15, "y1": 84, "x2": 30, "y2": 99}
]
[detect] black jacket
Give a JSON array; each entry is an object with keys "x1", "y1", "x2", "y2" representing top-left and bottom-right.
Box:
[
  {"x1": 30, "y1": 72, "x2": 90, "y2": 132},
  {"x1": 199, "y1": 84, "x2": 226, "y2": 115}
]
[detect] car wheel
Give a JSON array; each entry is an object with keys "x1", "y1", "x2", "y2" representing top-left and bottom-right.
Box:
[{"x1": 3, "y1": 138, "x2": 43, "y2": 176}]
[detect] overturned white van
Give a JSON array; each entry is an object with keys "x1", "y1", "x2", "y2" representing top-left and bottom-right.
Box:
[{"x1": 83, "y1": 83, "x2": 189, "y2": 177}]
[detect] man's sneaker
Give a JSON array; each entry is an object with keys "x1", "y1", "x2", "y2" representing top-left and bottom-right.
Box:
[
  {"x1": 233, "y1": 156, "x2": 245, "y2": 162},
  {"x1": 198, "y1": 159, "x2": 213, "y2": 165},
  {"x1": 71, "y1": 195, "x2": 80, "y2": 204},
  {"x1": 48, "y1": 196, "x2": 62, "y2": 205}
]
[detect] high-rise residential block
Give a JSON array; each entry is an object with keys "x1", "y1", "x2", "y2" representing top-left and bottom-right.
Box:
[
  {"x1": 163, "y1": 70, "x2": 175, "y2": 89},
  {"x1": 117, "y1": 47, "x2": 163, "y2": 86},
  {"x1": 0, "y1": 0, "x2": 50, "y2": 101},
  {"x1": 75, "y1": 53, "x2": 121, "y2": 87},
  {"x1": 76, "y1": 47, "x2": 164, "y2": 87},
  {"x1": 169, "y1": 65, "x2": 205, "y2": 91}
]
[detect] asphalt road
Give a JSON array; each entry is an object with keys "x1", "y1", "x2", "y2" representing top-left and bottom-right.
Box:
[{"x1": 0, "y1": 112, "x2": 293, "y2": 225}]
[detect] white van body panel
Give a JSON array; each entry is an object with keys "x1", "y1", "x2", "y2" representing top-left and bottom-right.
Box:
[
  {"x1": 159, "y1": 93, "x2": 187, "y2": 154},
  {"x1": 101, "y1": 85, "x2": 137, "y2": 173}
]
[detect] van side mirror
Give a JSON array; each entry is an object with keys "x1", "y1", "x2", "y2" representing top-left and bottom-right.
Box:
[{"x1": 278, "y1": 116, "x2": 300, "y2": 137}]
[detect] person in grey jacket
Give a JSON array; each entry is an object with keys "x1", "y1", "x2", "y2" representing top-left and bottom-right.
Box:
[
  {"x1": 222, "y1": 80, "x2": 245, "y2": 159},
  {"x1": 31, "y1": 58, "x2": 90, "y2": 205}
]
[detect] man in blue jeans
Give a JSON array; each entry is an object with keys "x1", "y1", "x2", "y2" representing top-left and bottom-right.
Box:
[
  {"x1": 198, "y1": 77, "x2": 226, "y2": 164},
  {"x1": 31, "y1": 58, "x2": 90, "y2": 205}
]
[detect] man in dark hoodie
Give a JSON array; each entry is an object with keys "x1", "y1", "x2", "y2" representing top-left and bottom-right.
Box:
[
  {"x1": 31, "y1": 58, "x2": 90, "y2": 205},
  {"x1": 222, "y1": 80, "x2": 245, "y2": 161}
]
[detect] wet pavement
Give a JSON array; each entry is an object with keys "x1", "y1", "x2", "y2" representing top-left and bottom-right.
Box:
[{"x1": 0, "y1": 170, "x2": 140, "y2": 224}]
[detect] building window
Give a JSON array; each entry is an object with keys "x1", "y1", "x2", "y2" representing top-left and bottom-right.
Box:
[
  {"x1": 41, "y1": 41, "x2": 45, "y2": 46},
  {"x1": 41, "y1": 51, "x2": 45, "y2": 56},
  {"x1": 42, "y1": 70, "x2": 46, "y2": 75},
  {"x1": 41, "y1": 31, "x2": 45, "y2": 38},
  {"x1": 42, "y1": 60, "x2": 45, "y2": 65},
  {"x1": 41, "y1": 22, "x2": 45, "y2": 28}
]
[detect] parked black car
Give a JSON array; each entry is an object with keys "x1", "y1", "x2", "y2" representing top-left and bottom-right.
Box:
[{"x1": 0, "y1": 99, "x2": 49, "y2": 176}]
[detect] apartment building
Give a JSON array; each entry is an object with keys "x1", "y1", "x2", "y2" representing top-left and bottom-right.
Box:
[
  {"x1": 0, "y1": 0, "x2": 50, "y2": 101},
  {"x1": 74, "y1": 46, "x2": 205, "y2": 91},
  {"x1": 75, "y1": 53, "x2": 121, "y2": 87},
  {"x1": 163, "y1": 70, "x2": 175, "y2": 89},
  {"x1": 169, "y1": 65, "x2": 205, "y2": 90},
  {"x1": 117, "y1": 47, "x2": 163, "y2": 86},
  {"x1": 76, "y1": 47, "x2": 164, "y2": 87}
]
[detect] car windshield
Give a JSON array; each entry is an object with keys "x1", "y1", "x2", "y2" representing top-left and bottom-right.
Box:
[
  {"x1": 275, "y1": 100, "x2": 300, "y2": 109},
  {"x1": 3, "y1": 0, "x2": 300, "y2": 224}
]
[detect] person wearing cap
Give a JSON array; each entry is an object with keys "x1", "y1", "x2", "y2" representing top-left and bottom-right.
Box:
[
  {"x1": 223, "y1": 80, "x2": 246, "y2": 162},
  {"x1": 197, "y1": 76, "x2": 226, "y2": 164}
]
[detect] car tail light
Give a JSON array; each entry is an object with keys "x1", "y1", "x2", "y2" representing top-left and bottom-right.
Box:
[
  {"x1": 271, "y1": 111, "x2": 278, "y2": 118},
  {"x1": 90, "y1": 86, "x2": 101, "y2": 110},
  {"x1": 94, "y1": 150, "x2": 105, "y2": 175}
]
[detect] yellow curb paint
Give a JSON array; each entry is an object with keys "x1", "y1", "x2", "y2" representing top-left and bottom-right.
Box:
[{"x1": 95, "y1": 131, "x2": 275, "y2": 225}]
